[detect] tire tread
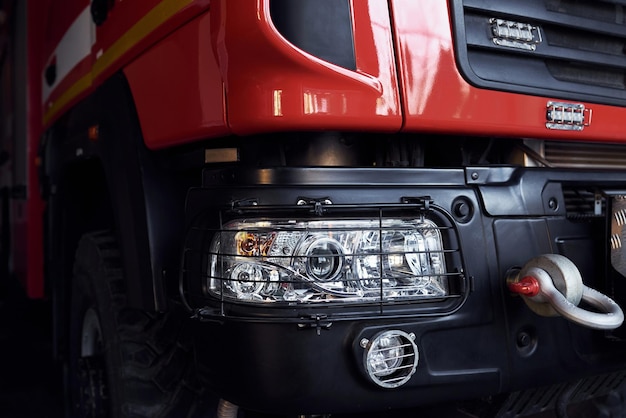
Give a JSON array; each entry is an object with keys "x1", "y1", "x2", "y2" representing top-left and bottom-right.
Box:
[{"x1": 72, "y1": 231, "x2": 214, "y2": 418}]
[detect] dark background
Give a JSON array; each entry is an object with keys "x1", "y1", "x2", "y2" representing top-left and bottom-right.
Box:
[{"x1": 0, "y1": 279, "x2": 63, "y2": 418}]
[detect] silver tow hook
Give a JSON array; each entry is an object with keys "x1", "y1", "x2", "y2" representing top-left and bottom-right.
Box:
[{"x1": 507, "y1": 254, "x2": 624, "y2": 330}]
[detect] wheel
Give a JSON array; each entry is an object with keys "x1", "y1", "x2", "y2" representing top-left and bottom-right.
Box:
[{"x1": 68, "y1": 231, "x2": 215, "y2": 417}]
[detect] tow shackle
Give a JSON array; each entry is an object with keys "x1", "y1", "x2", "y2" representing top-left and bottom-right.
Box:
[{"x1": 507, "y1": 254, "x2": 624, "y2": 330}]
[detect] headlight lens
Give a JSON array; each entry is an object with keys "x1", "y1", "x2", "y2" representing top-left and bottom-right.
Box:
[{"x1": 209, "y1": 218, "x2": 448, "y2": 304}]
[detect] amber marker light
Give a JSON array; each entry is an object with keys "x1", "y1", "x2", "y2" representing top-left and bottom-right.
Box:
[{"x1": 88, "y1": 125, "x2": 99, "y2": 141}]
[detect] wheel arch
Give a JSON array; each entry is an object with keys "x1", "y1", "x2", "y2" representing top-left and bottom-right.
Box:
[{"x1": 42, "y1": 72, "x2": 181, "y2": 357}]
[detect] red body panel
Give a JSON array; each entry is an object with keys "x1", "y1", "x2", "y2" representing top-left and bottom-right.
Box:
[
  {"x1": 126, "y1": 0, "x2": 403, "y2": 148},
  {"x1": 15, "y1": 0, "x2": 46, "y2": 298},
  {"x1": 18, "y1": 0, "x2": 626, "y2": 298},
  {"x1": 42, "y1": 0, "x2": 83, "y2": 57},
  {"x1": 91, "y1": 0, "x2": 211, "y2": 87},
  {"x1": 40, "y1": 1, "x2": 626, "y2": 148},
  {"x1": 41, "y1": 0, "x2": 210, "y2": 128},
  {"x1": 127, "y1": 0, "x2": 626, "y2": 148},
  {"x1": 216, "y1": 0, "x2": 402, "y2": 137},
  {"x1": 124, "y1": 11, "x2": 230, "y2": 148},
  {"x1": 41, "y1": 0, "x2": 89, "y2": 126},
  {"x1": 391, "y1": 0, "x2": 626, "y2": 142}
]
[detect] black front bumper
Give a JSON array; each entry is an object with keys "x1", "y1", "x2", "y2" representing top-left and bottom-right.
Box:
[{"x1": 185, "y1": 166, "x2": 626, "y2": 415}]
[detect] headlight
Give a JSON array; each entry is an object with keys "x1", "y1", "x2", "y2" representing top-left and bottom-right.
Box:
[{"x1": 209, "y1": 218, "x2": 448, "y2": 304}]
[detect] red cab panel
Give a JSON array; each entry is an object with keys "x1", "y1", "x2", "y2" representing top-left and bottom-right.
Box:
[
  {"x1": 41, "y1": 0, "x2": 210, "y2": 129},
  {"x1": 9, "y1": 0, "x2": 48, "y2": 298},
  {"x1": 126, "y1": 0, "x2": 403, "y2": 148},
  {"x1": 390, "y1": 0, "x2": 626, "y2": 143},
  {"x1": 214, "y1": 0, "x2": 402, "y2": 136},
  {"x1": 124, "y1": 11, "x2": 230, "y2": 149}
]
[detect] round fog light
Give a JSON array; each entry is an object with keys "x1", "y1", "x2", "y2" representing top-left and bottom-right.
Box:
[{"x1": 362, "y1": 330, "x2": 418, "y2": 388}]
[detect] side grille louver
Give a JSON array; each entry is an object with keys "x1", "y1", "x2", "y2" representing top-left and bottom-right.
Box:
[
  {"x1": 452, "y1": 0, "x2": 626, "y2": 106},
  {"x1": 545, "y1": 141, "x2": 626, "y2": 169},
  {"x1": 563, "y1": 188, "x2": 605, "y2": 219},
  {"x1": 545, "y1": 0, "x2": 626, "y2": 25}
]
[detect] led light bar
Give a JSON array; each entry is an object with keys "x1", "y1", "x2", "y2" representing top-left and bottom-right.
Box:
[
  {"x1": 490, "y1": 18, "x2": 542, "y2": 51},
  {"x1": 546, "y1": 101, "x2": 591, "y2": 131}
]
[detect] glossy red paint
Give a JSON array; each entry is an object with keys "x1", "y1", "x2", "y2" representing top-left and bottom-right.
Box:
[
  {"x1": 91, "y1": 0, "x2": 210, "y2": 87},
  {"x1": 43, "y1": 54, "x2": 92, "y2": 110},
  {"x1": 19, "y1": 0, "x2": 46, "y2": 298},
  {"x1": 41, "y1": 0, "x2": 90, "y2": 126},
  {"x1": 42, "y1": 0, "x2": 85, "y2": 60},
  {"x1": 390, "y1": 0, "x2": 626, "y2": 142},
  {"x1": 212, "y1": 0, "x2": 402, "y2": 137},
  {"x1": 124, "y1": 11, "x2": 230, "y2": 149},
  {"x1": 42, "y1": 0, "x2": 211, "y2": 129},
  {"x1": 44, "y1": 0, "x2": 626, "y2": 143},
  {"x1": 93, "y1": 0, "x2": 162, "y2": 61}
]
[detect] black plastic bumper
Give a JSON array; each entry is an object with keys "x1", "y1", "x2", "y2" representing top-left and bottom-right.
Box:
[{"x1": 185, "y1": 166, "x2": 626, "y2": 414}]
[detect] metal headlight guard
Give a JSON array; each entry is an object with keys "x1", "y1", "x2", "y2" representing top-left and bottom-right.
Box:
[
  {"x1": 209, "y1": 217, "x2": 450, "y2": 304},
  {"x1": 187, "y1": 200, "x2": 466, "y2": 316},
  {"x1": 181, "y1": 198, "x2": 467, "y2": 322}
]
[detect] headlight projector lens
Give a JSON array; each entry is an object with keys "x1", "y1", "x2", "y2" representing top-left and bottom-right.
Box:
[
  {"x1": 361, "y1": 330, "x2": 418, "y2": 388},
  {"x1": 304, "y1": 238, "x2": 344, "y2": 281}
]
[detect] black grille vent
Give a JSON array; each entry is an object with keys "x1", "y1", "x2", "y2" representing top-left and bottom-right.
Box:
[
  {"x1": 544, "y1": 140, "x2": 626, "y2": 168},
  {"x1": 563, "y1": 188, "x2": 606, "y2": 219},
  {"x1": 543, "y1": 26, "x2": 625, "y2": 55},
  {"x1": 547, "y1": 60, "x2": 626, "y2": 89},
  {"x1": 451, "y1": 0, "x2": 626, "y2": 106},
  {"x1": 545, "y1": 0, "x2": 626, "y2": 25}
]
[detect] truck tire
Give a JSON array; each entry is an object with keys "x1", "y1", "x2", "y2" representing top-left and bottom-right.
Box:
[{"x1": 68, "y1": 231, "x2": 214, "y2": 417}]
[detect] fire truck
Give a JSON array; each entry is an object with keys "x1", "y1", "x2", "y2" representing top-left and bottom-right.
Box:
[{"x1": 4, "y1": 0, "x2": 626, "y2": 416}]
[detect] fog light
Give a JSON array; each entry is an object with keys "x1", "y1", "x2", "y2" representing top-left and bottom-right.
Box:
[{"x1": 362, "y1": 330, "x2": 418, "y2": 388}]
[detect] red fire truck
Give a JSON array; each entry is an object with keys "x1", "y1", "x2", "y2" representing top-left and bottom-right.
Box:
[{"x1": 4, "y1": 0, "x2": 626, "y2": 416}]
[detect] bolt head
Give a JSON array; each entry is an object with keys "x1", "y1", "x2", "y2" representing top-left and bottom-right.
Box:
[
  {"x1": 548, "y1": 197, "x2": 558, "y2": 211},
  {"x1": 517, "y1": 332, "x2": 531, "y2": 347}
]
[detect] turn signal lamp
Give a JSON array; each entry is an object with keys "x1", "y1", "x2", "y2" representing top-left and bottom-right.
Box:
[{"x1": 208, "y1": 218, "x2": 448, "y2": 304}]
